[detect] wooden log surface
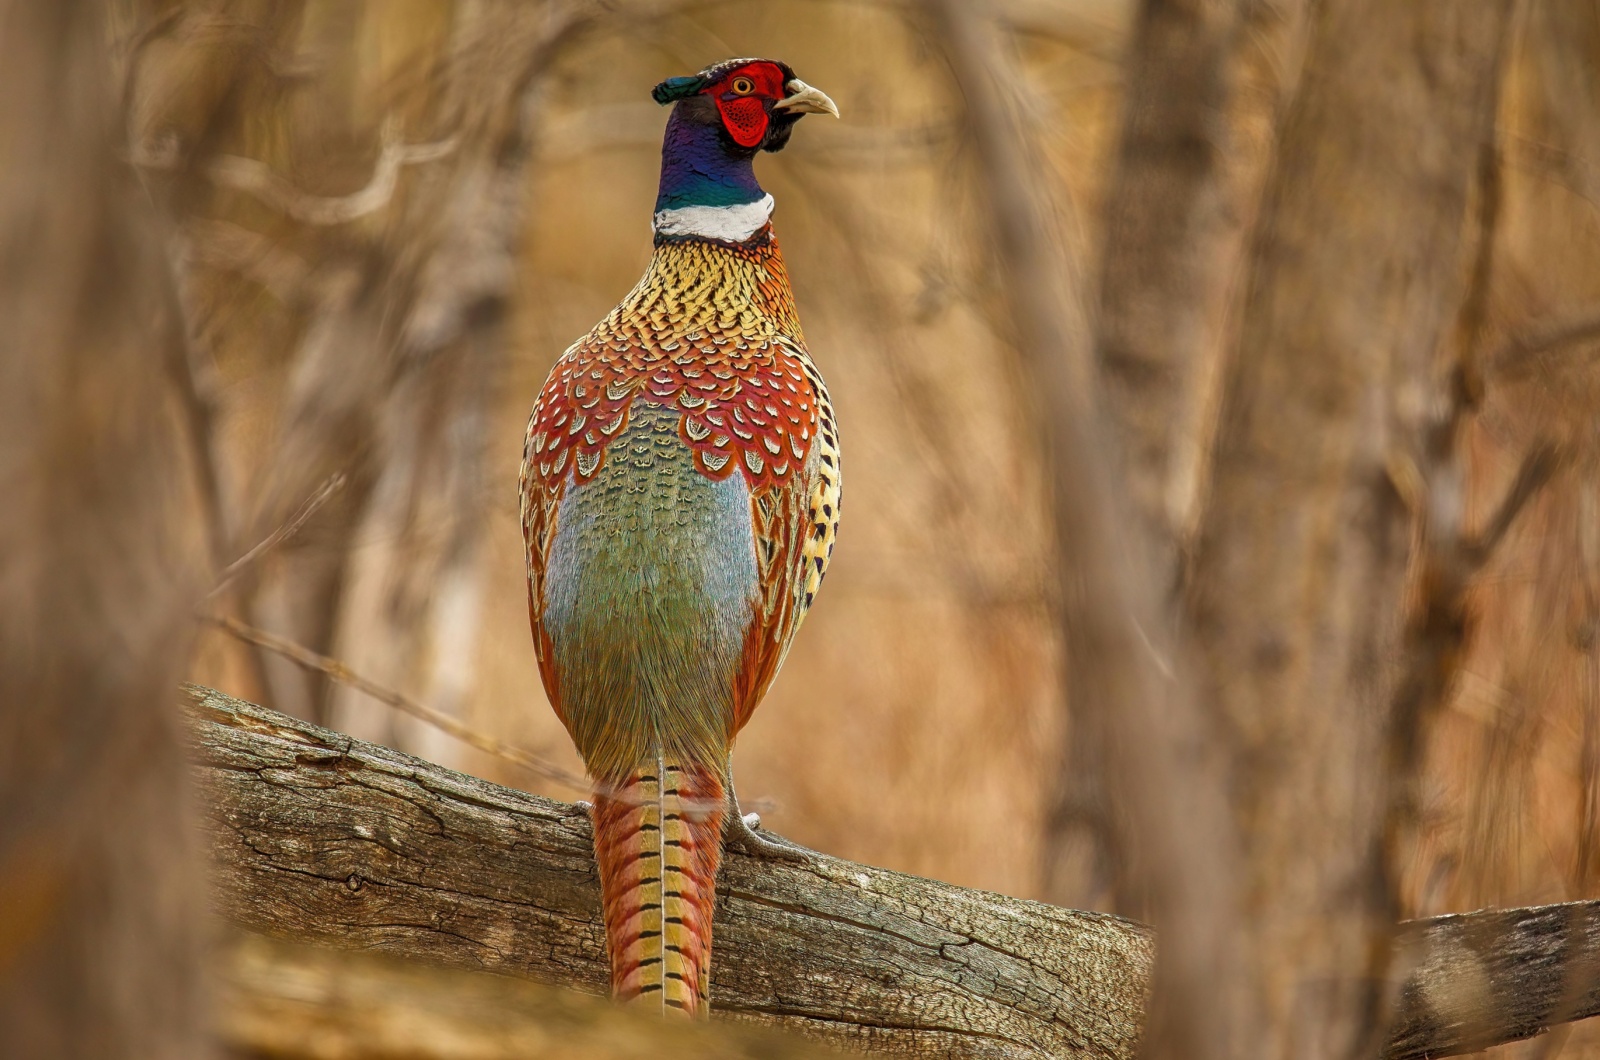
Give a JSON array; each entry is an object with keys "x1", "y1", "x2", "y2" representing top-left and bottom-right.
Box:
[
  {"x1": 187, "y1": 685, "x2": 1600, "y2": 1057},
  {"x1": 190, "y1": 685, "x2": 1152, "y2": 1058}
]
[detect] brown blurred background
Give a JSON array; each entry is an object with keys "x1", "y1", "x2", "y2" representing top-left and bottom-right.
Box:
[
  {"x1": 169, "y1": 0, "x2": 1103, "y2": 899},
  {"x1": 160, "y1": 0, "x2": 1600, "y2": 920},
  {"x1": 9, "y1": 0, "x2": 1600, "y2": 1055}
]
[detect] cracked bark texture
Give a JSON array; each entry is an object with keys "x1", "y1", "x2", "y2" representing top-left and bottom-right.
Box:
[
  {"x1": 189, "y1": 685, "x2": 1153, "y2": 1058},
  {"x1": 190, "y1": 685, "x2": 1600, "y2": 1058}
]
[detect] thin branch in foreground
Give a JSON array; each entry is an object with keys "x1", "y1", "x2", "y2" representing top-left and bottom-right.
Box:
[
  {"x1": 209, "y1": 472, "x2": 346, "y2": 599},
  {"x1": 206, "y1": 614, "x2": 588, "y2": 791}
]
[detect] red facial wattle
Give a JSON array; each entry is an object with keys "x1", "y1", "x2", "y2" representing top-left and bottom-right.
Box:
[
  {"x1": 707, "y1": 62, "x2": 788, "y2": 148},
  {"x1": 717, "y1": 96, "x2": 768, "y2": 147}
]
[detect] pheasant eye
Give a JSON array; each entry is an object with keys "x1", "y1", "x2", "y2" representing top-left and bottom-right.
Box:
[{"x1": 730, "y1": 76, "x2": 754, "y2": 95}]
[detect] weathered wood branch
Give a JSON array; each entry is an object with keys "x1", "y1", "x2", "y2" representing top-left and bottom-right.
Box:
[
  {"x1": 189, "y1": 685, "x2": 1152, "y2": 1058},
  {"x1": 1386, "y1": 902, "x2": 1600, "y2": 1059},
  {"x1": 187, "y1": 686, "x2": 1600, "y2": 1058}
]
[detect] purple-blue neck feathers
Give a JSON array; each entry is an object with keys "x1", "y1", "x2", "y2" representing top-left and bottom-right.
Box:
[{"x1": 655, "y1": 108, "x2": 764, "y2": 212}]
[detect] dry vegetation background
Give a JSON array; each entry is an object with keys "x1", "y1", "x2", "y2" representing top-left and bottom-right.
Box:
[
  {"x1": 171, "y1": 0, "x2": 1103, "y2": 898},
  {"x1": 10, "y1": 0, "x2": 1600, "y2": 1056}
]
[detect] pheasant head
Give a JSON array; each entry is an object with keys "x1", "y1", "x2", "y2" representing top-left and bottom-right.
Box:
[{"x1": 650, "y1": 58, "x2": 838, "y2": 241}]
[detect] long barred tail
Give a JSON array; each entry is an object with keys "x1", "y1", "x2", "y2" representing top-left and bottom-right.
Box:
[{"x1": 591, "y1": 755, "x2": 725, "y2": 1016}]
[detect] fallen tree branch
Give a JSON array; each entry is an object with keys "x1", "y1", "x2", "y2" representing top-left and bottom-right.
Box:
[
  {"x1": 189, "y1": 684, "x2": 1152, "y2": 1058},
  {"x1": 1385, "y1": 901, "x2": 1600, "y2": 1059},
  {"x1": 186, "y1": 686, "x2": 1600, "y2": 1058}
]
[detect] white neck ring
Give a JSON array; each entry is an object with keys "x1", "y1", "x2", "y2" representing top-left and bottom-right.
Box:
[{"x1": 653, "y1": 193, "x2": 774, "y2": 242}]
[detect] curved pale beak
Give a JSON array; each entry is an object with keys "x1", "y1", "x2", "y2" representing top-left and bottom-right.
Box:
[{"x1": 774, "y1": 79, "x2": 840, "y2": 119}]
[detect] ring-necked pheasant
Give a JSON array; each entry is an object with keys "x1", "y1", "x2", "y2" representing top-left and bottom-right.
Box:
[{"x1": 519, "y1": 58, "x2": 840, "y2": 1017}]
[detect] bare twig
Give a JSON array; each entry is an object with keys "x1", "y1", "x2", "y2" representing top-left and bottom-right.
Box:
[
  {"x1": 161, "y1": 252, "x2": 233, "y2": 576},
  {"x1": 206, "y1": 615, "x2": 588, "y2": 791},
  {"x1": 209, "y1": 473, "x2": 346, "y2": 599},
  {"x1": 202, "y1": 120, "x2": 459, "y2": 226}
]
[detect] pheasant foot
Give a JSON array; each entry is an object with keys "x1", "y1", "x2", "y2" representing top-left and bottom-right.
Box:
[{"x1": 723, "y1": 777, "x2": 810, "y2": 863}]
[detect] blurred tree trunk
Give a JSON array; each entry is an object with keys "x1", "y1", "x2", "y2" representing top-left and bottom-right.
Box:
[
  {"x1": 328, "y1": 4, "x2": 583, "y2": 754},
  {"x1": 126, "y1": 0, "x2": 589, "y2": 743},
  {"x1": 1181, "y1": 1, "x2": 1515, "y2": 1056},
  {"x1": 923, "y1": 5, "x2": 1247, "y2": 1060},
  {"x1": 1095, "y1": 0, "x2": 1305, "y2": 556},
  {"x1": 1047, "y1": 0, "x2": 1309, "y2": 914},
  {"x1": 0, "y1": 2, "x2": 207, "y2": 1056}
]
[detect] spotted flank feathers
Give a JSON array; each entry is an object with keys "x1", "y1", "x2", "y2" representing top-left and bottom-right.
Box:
[{"x1": 795, "y1": 344, "x2": 841, "y2": 612}]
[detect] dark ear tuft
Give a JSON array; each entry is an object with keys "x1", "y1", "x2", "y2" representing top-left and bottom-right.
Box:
[{"x1": 651, "y1": 76, "x2": 703, "y2": 105}]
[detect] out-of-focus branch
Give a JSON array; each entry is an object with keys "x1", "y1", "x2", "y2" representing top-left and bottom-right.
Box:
[
  {"x1": 162, "y1": 251, "x2": 233, "y2": 574},
  {"x1": 1380, "y1": 430, "x2": 1557, "y2": 814},
  {"x1": 1467, "y1": 445, "x2": 1561, "y2": 562},
  {"x1": 920, "y1": 3, "x2": 1245, "y2": 1058},
  {"x1": 219, "y1": 933, "x2": 830, "y2": 1060},
  {"x1": 194, "y1": 121, "x2": 458, "y2": 226},
  {"x1": 1489, "y1": 308, "x2": 1600, "y2": 381},
  {"x1": 209, "y1": 472, "x2": 346, "y2": 599},
  {"x1": 206, "y1": 615, "x2": 589, "y2": 791},
  {"x1": 183, "y1": 219, "x2": 311, "y2": 305}
]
